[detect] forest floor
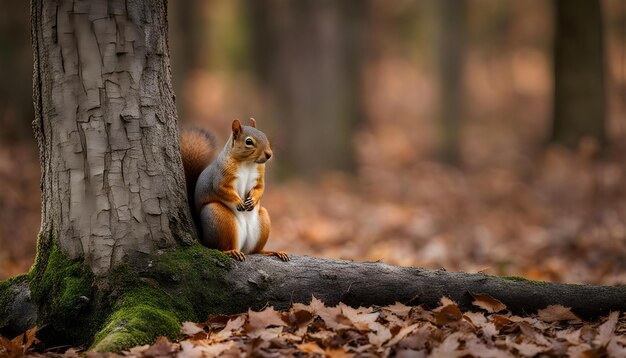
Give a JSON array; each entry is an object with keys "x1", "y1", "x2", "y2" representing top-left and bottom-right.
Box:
[
  {"x1": 3, "y1": 296, "x2": 626, "y2": 357},
  {"x1": 2, "y1": 147, "x2": 626, "y2": 356}
]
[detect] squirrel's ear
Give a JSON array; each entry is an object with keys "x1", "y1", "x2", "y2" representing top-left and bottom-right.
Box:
[
  {"x1": 232, "y1": 119, "x2": 242, "y2": 139},
  {"x1": 249, "y1": 117, "x2": 257, "y2": 128}
]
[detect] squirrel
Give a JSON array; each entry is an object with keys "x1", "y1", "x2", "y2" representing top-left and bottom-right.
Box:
[{"x1": 179, "y1": 118, "x2": 289, "y2": 261}]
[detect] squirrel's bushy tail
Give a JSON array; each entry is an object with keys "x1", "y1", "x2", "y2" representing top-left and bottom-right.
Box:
[{"x1": 180, "y1": 127, "x2": 216, "y2": 227}]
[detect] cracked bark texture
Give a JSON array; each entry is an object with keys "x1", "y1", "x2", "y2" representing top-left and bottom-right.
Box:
[{"x1": 31, "y1": 0, "x2": 194, "y2": 276}]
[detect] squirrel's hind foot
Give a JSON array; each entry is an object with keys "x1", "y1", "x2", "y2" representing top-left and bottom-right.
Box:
[
  {"x1": 259, "y1": 250, "x2": 290, "y2": 261},
  {"x1": 225, "y1": 249, "x2": 246, "y2": 261}
]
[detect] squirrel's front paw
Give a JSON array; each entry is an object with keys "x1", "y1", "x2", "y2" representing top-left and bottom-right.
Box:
[
  {"x1": 243, "y1": 197, "x2": 255, "y2": 211},
  {"x1": 236, "y1": 201, "x2": 247, "y2": 211}
]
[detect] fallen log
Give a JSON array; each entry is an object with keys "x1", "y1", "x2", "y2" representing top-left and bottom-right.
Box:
[{"x1": 223, "y1": 255, "x2": 626, "y2": 319}]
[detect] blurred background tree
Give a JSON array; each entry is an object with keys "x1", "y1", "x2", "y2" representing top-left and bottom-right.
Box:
[
  {"x1": 1, "y1": 0, "x2": 625, "y2": 284},
  {"x1": 551, "y1": 0, "x2": 607, "y2": 149}
]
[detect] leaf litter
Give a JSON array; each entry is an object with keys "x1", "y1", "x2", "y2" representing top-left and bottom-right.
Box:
[{"x1": 7, "y1": 297, "x2": 626, "y2": 357}]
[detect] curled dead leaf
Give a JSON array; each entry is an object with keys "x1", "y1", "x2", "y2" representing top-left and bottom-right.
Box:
[
  {"x1": 470, "y1": 293, "x2": 507, "y2": 313},
  {"x1": 537, "y1": 305, "x2": 581, "y2": 323}
]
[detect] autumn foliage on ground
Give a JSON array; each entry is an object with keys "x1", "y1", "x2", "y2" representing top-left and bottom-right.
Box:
[{"x1": 3, "y1": 296, "x2": 626, "y2": 357}]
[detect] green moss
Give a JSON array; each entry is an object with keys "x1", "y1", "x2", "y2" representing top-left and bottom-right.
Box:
[
  {"x1": 27, "y1": 244, "x2": 101, "y2": 344},
  {"x1": 91, "y1": 282, "x2": 182, "y2": 352},
  {"x1": 90, "y1": 244, "x2": 235, "y2": 352},
  {"x1": 26, "y1": 238, "x2": 236, "y2": 352}
]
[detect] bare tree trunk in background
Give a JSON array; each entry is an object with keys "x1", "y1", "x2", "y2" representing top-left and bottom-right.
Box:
[
  {"x1": 251, "y1": 0, "x2": 367, "y2": 178},
  {"x1": 437, "y1": 0, "x2": 466, "y2": 165},
  {"x1": 551, "y1": 0, "x2": 606, "y2": 149},
  {"x1": 31, "y1": 0, "x2": 194, "y2": 277},
  {"x1": 0, "y1": 0, "x2": 34, "y2": 141},
  {"x1": 168, "y1": 0, "x2": 204, "y2": 120}
]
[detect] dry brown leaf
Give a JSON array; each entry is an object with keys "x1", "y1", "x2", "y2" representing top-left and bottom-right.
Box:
[
  {"x1": 490, "y1": 314, "x2": 512, "y2": 330},
  {"x1": 386, "y1": 323, "x2": 418, "y2": 347},
  {"x1": 434, "y1": 304, "x2": 463, "y2": 326},
  {"x1": 439, "y1": 296, "x2": 457, "y2": 307},
  {"x1": 142, "y1": 336, "x2": 175, "y2": 357},
  {"x1": 537, "y1": 305, "x2": 581, "y2": 323},
  {"x1": 430, "y1": 332, "x2": 465, "y2": 358},
  {"x1": 395, "y1": 349, "x2": 427, "y2": 358},
  {"x1": 397, "y1": 325, "x2": 431, "y2": 350},
  {"x1": 127, "y1": 344, "x2": 150, "y2": 355},
  {"x1": 325, "y1": 347, "x2": 353, "y2": 358},
  {"x1": 593, "y1": 311, "x2": 619, "y2": 347},
  {"x1": 340, "y1": 303, "x2": 380, "y2": 331},
  {"x1": 213, "y1": 315, "x2": 245, "y2": 341},
  {"x1": 367, "y1": 322, "x2": 392, "y2": 346},
  {"x1": 179, "y1": 340, "x2": 236, "y2": 358},
  {"x1": 181, "y1": 321, "x2": 205, "y2": 337},
  {"x1": 463, "y1": 311, "x2": 487, "y2": 327},
  {"x1": 566, "y1": 343, "x2": 595, "y2": 358},
  {"x1": 555, "y1": 327, "x2": 582, "y2": 345},
  {"x1": 607, "y1": 337, "x2": 626, "y2": 358},
  {"x1": 384, "y1": 302, "x2": 412, "y2": 318},
  {"x1": 249, "y1": 326, "x2": 283, "y2": 340},
  {"x1": 470, "y1": 293, "x2": 507, "y2": 313},
  {"x1": 297, "y1": 341, "x2": 325, "y2": 355},
  {"x1": 512, "y1": 342, "x2": 547, "y2": 357},
  {"x1": 317, "y1": 305, "x2": 351, "y2": 330},
  {"x1": 466, "y1": 338, "x2": 512, "y2": 358},
  {"x1": 0, "y1": 328, "x2": 36, "y2": 358},
  {"x1": 247, "y1": 306, "x2": 287, "y2": 332}
]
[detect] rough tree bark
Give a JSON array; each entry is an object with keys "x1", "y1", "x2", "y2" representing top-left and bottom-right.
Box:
[
  {"x1": 0, "y1": 0, "x2": 624, "y2": 354},
  {"x1": 551, "y1": 0, "x2": 606, "y2": 148},
  {"x1": 31, "y1": 0, "x2": 195, "y2": 277}
]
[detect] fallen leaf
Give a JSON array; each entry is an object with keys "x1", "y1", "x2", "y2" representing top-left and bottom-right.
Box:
[
  {"x1": 434, "y1": 304, "x2": 463, "y2": 326},
  {"x1": 607, "y1": 337, "x2": 626, "y2": 358},
  {"x1": 537, "y1": 305, "x2": 581, "y2": 323},
  {"x1": 340, "y1": 303, "x2": 380, "y2": 331},
  {"x1": 297, "y1": 341, "x2": 325, "y2": 355},
  {"x1": 593, "y1": 311, "x2": 619, "y2": 347},
  {"x1": 142, "y1": 336, "x2": 175, "y2": 357},
  {"x1": 246, "y1": 306, "x2": 287, "y2": 332},
  {"x1": 512, "y1": 342, "x2": 547, "y2": 357},
  {"x1": 395, "y1": 349, "x2": 427, "y2": 358},
  {"x1": 470, "y1": 293, "x2": 507, "y2": 313},
  {"x1": 187, "y1": 340, "x2": 236, "y2": 358},
  {"x1": 466, "y1": 338, "x2": 512, "y2": 358},
  {"x1": 383, "y1": 302, "x2": 412, "y2": 318},
  {"x1": 367, "y1": 322, "x2": 392, "y2": 346},
  {"x1": 213, "y1": 315, "x2": 246, "y2": 341},
  {"x1": 181, "y1": 321, "x2": 205, "y2": 337},
  {"x1": 431, "y1": 332, "x2": 465, "y2": 357},
  {"x1": 325, "y1": 347, "x2": 353, "y2": 358},
  {"x1": 386, "y1": 323, "x2": 418, "y2": 347}
]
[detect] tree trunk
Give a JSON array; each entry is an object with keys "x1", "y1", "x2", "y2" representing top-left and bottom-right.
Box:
[
  {"x1": 251, "y1": 0, "x2": 367, "y2": 178},
  {"x1": 437, "y1": 0, "x2": 466, "y2": 165},
  {"x1": 31, "y1": 0, "x2": 195, "y2": 278},
  {"x1": 25, "y1": 0, "x2": 198, "y2": 350},
  {"x1": 551, "y1": 0, "x2": 606, "y2": 148}
]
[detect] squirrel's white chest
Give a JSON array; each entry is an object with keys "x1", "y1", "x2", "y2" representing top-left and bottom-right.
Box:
[
  {"x1": 233, "y1": 163, "x2": 261, "y2": 253},
  {"x1": 233, "y1": 163, "x2": 259, "y2": 199}
]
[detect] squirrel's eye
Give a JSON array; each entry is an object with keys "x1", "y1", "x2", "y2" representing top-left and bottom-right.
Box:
[{"x1": 245, "y1": 138, "x2": 254, "y2": 146}]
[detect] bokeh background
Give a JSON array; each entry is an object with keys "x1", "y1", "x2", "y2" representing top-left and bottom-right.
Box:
[{"x1": 1, "y1": 0, "x2": 625, "y2": 284}]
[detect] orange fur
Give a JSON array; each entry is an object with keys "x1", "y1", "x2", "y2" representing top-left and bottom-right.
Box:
[{"x1": 180, "y1": 128, "x2": 215, "y2": 193}]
